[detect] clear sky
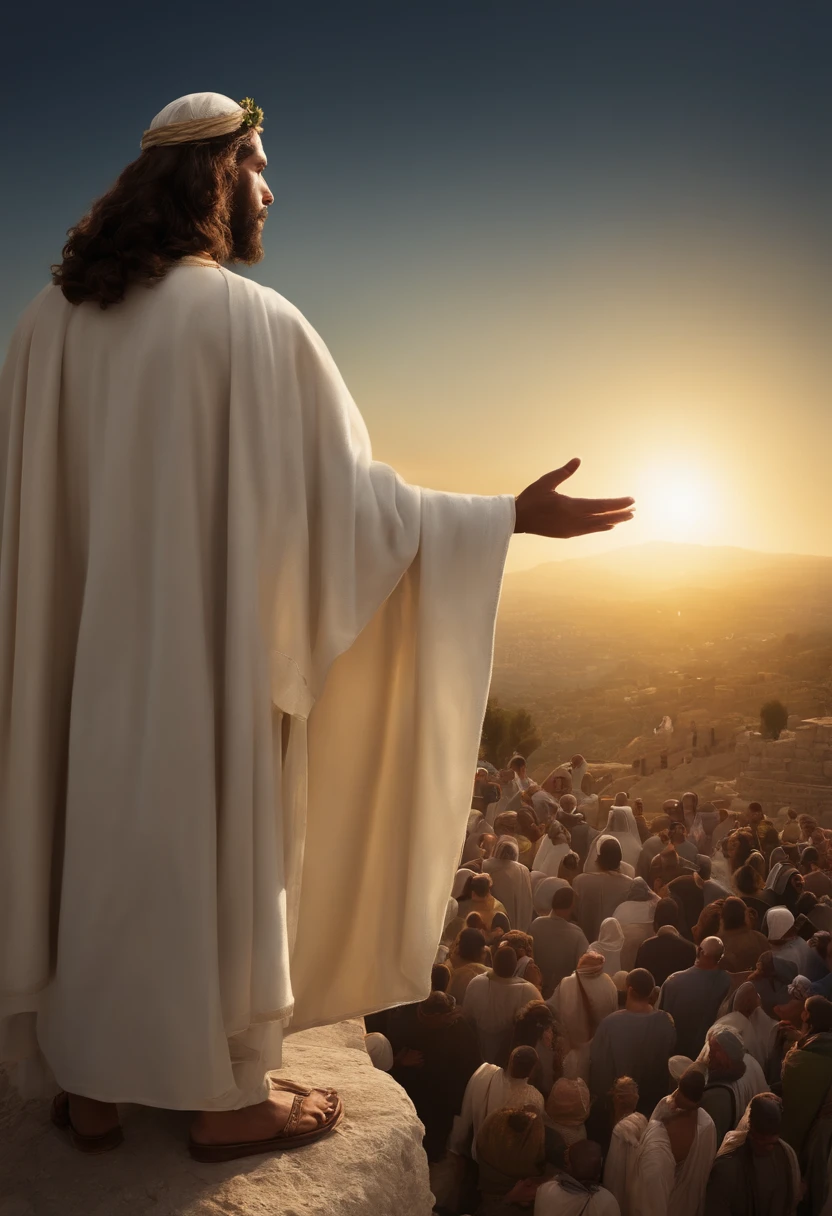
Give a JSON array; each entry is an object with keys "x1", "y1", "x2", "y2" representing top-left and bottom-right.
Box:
[{"x1": 3, "y1": 2, "x2": 830, "y2": 569}]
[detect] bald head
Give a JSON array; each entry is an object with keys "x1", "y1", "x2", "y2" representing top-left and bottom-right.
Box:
[{"x1": 697, "y1": 936, "x2": 725, "y2": 967}]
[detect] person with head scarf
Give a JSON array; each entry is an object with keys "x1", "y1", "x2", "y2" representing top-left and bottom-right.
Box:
[
  {"x1": 748, "y1": 951, "x2": 797, "y2": 1019},
  {"x1": 532, "y1": 874, "x2": 570, "y2": 915},
  {"x1": 548, "y1": 952, "x2": 619, "y2": 1082},
  {"x1": 649, "y1": 845, "x2": 688, "y2": 896},
  {"x1": 631, "y1": 1066, "x2": 717, "y2": 1216},
  {"x1": 602, "y1": 1077, "x2": 649, "y2": 1216},
  {"x1": 635, "y1": 897, "x2": 698, "y2": 986},
  {"x1": 612, "y1": 877, "x2": 660, "y2": 970},
  {"x1": 556, "y1": 797, "x2": 600, "y2": 869},
  {"x1": 585, "y1": 808, "x2": 642, "y2": 873},
  {"x1": 534, "y1": 820, "x2": 574, "y2": 878},
  {"x1": 484, "y1": 837, "x2": 534, "y2": 931},
  {"x1": 764, "y1": 863, "x2": 805, "y2": 915},
  {"x1": 589, "y1": 918, "x2": 626, "y2": 978},
  {"x1": 388, "y1": 986, "x2": 482, "y2": 1162},
  {"x1": 573, "y1": 838, "x2": 636, "y2": 942},
  {"x1": 589, "y1": 967, "x2": 676, "y2": 1117},
  {"x1": 697, "y1": 982, "x2": 777, "y2": 1074},
  {"x1": 559, "y1": 851, "x2": 582, "y2": 886},
  {"x1": 448, "y1": 1044, "x2": 544, "y2": 1163},
  {"x1": 764, "y1": 907, "x2": 812, "y2": 975},
  {"x1": 705, "y1": 1092, "x2": 801, "y2": 1216},
  {"x1": 503, "y1": 930, "x2": 544, "y2": 992},
  {"x1": 700, "y1": 1027, "x2": 768, "y2": 1149},
  {"x1": 530, "y1": 886, "x2": 590, "y2": 1000},
  {"x1": 462, "y1": 944, "x2": 542, "y2": 1066},
  {"x1": 546, "y1": 1077, "x2": 591, "y2": 1145}
]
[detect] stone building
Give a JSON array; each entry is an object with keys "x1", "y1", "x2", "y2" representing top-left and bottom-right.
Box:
[{"x1": 737, "y1": 717, "x2": 832, "y2": 821}]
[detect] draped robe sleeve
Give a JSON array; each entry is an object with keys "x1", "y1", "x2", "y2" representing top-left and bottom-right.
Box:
[{"x1": 0, "y1": 267, "x2": 515, "y2": 1105}]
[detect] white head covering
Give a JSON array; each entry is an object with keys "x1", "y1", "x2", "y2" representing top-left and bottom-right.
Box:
[
  {"x1": 767, "y1": 907, "x2": 795, "y2": 941},
  {"x1": 141, "y1": 92, "x2": 261, "y2": 150},
  {"x1": 452, "y1": 868, "x2": 476, "y2": 899},
  {"x1": 589, "y1": 918, "x2": 625, "y2": 976},
  {"x1": 669, "y1": 1055, "x2": 695, "y2": 1081},
  {"x1": 533, "y1": 875, "x2": 568, "y2": 917},
  {"x1": 364, "y1": 1032, "x2": 394, "y2": 1071}
]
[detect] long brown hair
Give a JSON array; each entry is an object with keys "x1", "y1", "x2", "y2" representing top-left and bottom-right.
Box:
[{"x1": 52, "y1": 125, "x2": 257, "y2": 308}]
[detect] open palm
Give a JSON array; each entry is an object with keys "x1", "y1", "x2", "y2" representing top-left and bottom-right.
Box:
[{"x1": 514, "y1": 458, "x2": 635, "y2": 538}]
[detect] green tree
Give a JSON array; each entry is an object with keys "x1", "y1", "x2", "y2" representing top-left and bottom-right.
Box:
[
  {"x1": 480, "y1": 699, "x2": 542, "y2": 768},
  {"x1": 760, "y1": 699, "x2": 789, "y2": 740}
]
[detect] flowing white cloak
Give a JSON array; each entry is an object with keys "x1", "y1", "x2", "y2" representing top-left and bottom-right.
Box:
[
  {"x1": 0, "y1": 267, "x2": 515, "y2": 1108},
  {"x1": 534, "y1": 1180, "x2": 621, "y2": 1216},
  {"x1": 532, "y1": 835, "x2": 572, "y2": 877},
  {"x1": 603, "y1": 1112, "x2": 648, "y2": 1216},
  {"x1": 632, "y1": 1104, "x2": 716, "y2": 1216},
  {"x1": 483, "y1": 856, "x2": 534, "y2": 930}
]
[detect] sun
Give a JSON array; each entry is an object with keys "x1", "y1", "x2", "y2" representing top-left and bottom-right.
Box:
[{"x1": 637, "y1": 463, "x2": 717, "y2": 541}]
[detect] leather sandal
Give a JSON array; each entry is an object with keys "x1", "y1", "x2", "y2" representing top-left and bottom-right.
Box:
[
  {"x1": 188, "y1": 1083, "x2": 344, "y2": 1163},
  {"x1": 50, "y1": 1091, "x2": 124, "y2": 1154}
]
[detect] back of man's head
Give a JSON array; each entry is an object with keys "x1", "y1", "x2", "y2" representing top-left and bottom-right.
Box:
[
  {"x1": 509, "y1": 755, "x2": 526, "y2": 774},
  {"x1": 806, "y1": 995, "x2": 832, "y2": 1035},
  {"x1": 697, "y1": 935, "x2": 725, "y2": 966},
  {"x1": 565, "y1": 1139, "x2": 603, "y2": 1184},
  {"x1": 471, "y1": 874, "x2": 492, "y2": 898},
  {"x1": 597, "y1": 837, "x2": 623, "y2": 872},
  {"x1": 696, "y1": 855, "x2": 712, "y2": 880},
  {"x1": 626, "y1": 968, "x2": 655, "y2": 1002},
  {"x1": 457, "y1": 927, "x2": 486, "y2": 962},
  {"x1": 748, "y1": 1092, "x2": 783, "y2": 1138},
  {"x1": 613, "y1": 791, "x2": 629, "y2": 806},
  {"x1": 802, "y1": 846, "x2": 820, "y2": 870},
  {"x1": 559, "y1": 794, "x2": 578, "y2": 815},
  {"x1": 677, "y1": 1067, "x2": 706, "y2": 1106},
  {"x1": 552, "y1": 887, "x2": 575, "y2": 914},
  {"x1": 507, "y1": 1044, "x2": 538, "y2": 1079},
  {"x1": 654, "y1": 897, "x2": 679, "y2": 931},
  {"x1": 431, "y1": 963, "x2": 451, "y2": 992},
  {"x1": 493, "y1": 944, "x2": 519, "y2": 978},
  {"x1": 720, "y1": 897, "x2": 748, "y2": 932}
]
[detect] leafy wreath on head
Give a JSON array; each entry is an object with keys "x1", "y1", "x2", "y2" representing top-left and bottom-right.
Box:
[{"x1": 239, "y1": 97, "x2": 264, "y2": 130}]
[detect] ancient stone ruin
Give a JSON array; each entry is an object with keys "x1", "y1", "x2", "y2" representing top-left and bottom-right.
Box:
[{"x1": 737, "y1": 716, "x2": 832, "y2": 822}]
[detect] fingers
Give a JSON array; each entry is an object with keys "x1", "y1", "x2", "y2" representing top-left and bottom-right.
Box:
[
  {"x1": 545, "y1": 457, "x2": 581, "y2": 489},
  {"x1": 568, "y1": 495, "x2": 636, "y2": 513}
]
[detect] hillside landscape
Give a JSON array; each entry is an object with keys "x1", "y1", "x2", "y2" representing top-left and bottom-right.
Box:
[{"x1": 491, "y1": 543, "x2": 832, "y2": 785}]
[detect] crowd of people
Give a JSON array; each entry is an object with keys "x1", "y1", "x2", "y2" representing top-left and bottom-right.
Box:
[{"x1": 364, "y1": 754, "x2": 832, "y2": 1216}]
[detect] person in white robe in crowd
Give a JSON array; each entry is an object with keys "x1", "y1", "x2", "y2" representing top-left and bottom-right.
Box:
[
  {"x1": 0, "y1": 89, "x2": 636, "y2": 1159},
  {"x1": 695, "y1": 981, "x2": 776, "y2": 1073},
  {"x1": 532, "y1": 875, "x2": 571, "y2": 915},
  {"x1": 484, "y1": 837, "x2": 535, "y2": 930},
  {"x1": 566, "y1": 756, "x2": 600, "y2": 820},
  {"x1": 602, "y1": 1077, "x2": 648, "y2": 1216},
  {"x1": 462, "y1": 945, "x2": 541, "y2": 1065},
  {"x1": 531, "y1": 786, "x2": 560, "y2": 824},
  {"x1": 631, "y1": 1067, "x2": 717, "y2": 1216},
  {"x1": 574, "y1": 839, "x2": 637, "y2": 941},
  {"x1": 589, "y1": 919, "x2": 626, "y2": 977},
  {"x1": 612, "y1": 879, "x2": 660, "y2": 970},
  {"x1": 535, "y1": 1140, "x2": 622, "y2": 1216},
  {"x1": 508, "y1": 755, "x2": 536, "y2": 792},
  {"x1": 448, "y1": 1044, "x2": 543, "y2": 1162},
  {"x1": 549, "y1": 952, "x2": 619, "y2": 1080},
  {"x1": 485, "y1": 769, "x2": 525, "y2": 826},
  {"x1": 534, "y1": 821, "x2": 575, "y2": 878},
  {"x1": 586, "y1": 807, "x2": 643, "y2": 874}
]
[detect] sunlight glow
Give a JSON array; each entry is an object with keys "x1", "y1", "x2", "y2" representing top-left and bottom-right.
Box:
[{"x1": 637, "y1": 462, "x2": 719, "y2": 542}]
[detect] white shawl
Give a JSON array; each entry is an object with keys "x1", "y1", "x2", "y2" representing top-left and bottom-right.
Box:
[
  {"x1": 603, "y1": 1112, "x2": 648, "y2": 1216},
  {"x1": 633, "y1": 1104, "x2": 716, "y2": 1216},
  {"x1": 0, "y1": 269, "x2": 514, "y2": 1107}
]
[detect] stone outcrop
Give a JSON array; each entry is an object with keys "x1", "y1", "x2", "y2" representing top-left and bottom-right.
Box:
[
  {"x1": 0, "y1": 1019, "x2": 435, "y2": 1216},
  {"x1": 737, "y1": 717, "x2": 832, "y2": 821}
]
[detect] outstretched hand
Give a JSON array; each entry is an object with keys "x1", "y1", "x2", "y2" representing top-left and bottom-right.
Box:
[{"x1": 514, "y1": 457, "x2": 635, "y2": 538}]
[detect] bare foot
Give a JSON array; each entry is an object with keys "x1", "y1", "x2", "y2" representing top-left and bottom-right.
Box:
[
  {"x1": 67, "y1": 1094, "x2": 121, "y2": 1137},
  {"x1": 190, "y1": 1080, "x2": 338, "y2": 1146}
]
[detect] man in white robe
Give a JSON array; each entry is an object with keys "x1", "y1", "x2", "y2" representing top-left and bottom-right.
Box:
[
  {"x1": 534, "y1": 1141, "x2": 621, "y2": 1216},
  {"x1": 461, "y1": 946, "x2": 541, "y2": 1065},
  {"x1": 0, "y1": 91, "x2": 634, "y2": 1156},
  {"x1": 632, "y1": 1069, "x2": 717, "y2": 1216},
  {"x1": 602, "y1": 1078, "x2": 648, "y2": 1216},
  {"x1": 448, "y1": 1044, "x2": 544, "y2": 1162}
]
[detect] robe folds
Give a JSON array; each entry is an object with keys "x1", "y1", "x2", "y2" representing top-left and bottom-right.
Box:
[{"x1": 0, "y1": 265, "x2": 515, "y2": 1108}]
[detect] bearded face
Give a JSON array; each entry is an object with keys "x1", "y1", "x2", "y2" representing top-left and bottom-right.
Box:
[{"x1": 229, "y1": 169, "x2": 268, "y2": 264}]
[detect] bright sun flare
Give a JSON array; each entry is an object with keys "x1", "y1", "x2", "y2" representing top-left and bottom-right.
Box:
[{"x1": 637, "y1": 465, "x2": 717, "y2": 541}]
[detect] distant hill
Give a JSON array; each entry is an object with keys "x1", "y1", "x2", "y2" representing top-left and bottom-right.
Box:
[{"x1": 501, "y1": 542, "x2": 832, "y2": 602}]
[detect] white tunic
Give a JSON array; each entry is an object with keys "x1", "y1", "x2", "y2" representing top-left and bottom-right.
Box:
[
  {"x1": 632, "y1": 1103, "x2": 717, "y2": 1216},
  {"x1": 0, "y1": 267, "x2": 515, "y2": 1108}
]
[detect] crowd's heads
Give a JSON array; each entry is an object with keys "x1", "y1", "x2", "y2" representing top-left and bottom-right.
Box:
[
  {"x1": 675, "y1": 1066, "x2": 706, "y2": 1108},
  {"x1": 625, "y1": 968, "x2": 656, "y2": 1002},
  {"x1": 692, "y1": 903, "x2": 723, "y2": 945},
  {"x1": 493, "y1": 811, "x2": 518, "y2": 837},
  {"x1": 725, "y1": 829, "x2": 755, "y2": 869},
  {"x1": 465, "y1": 912, "x2": 486, "y2": 930},
  {"x1": 507, "y1": 1044, "x2": 539, "y2": 1079},
  {"x1": 504, "y1": 930, "x2": 534, "y2": 958},
  {"x1": 457, "y1": 927, "x2": 487, "y2": 962},
  {"x1": 681, "y1": 791, "x2": 698, "y2": 813},
  {"x1": 610, "y1": 1076, "x2": 639, "y2": 1118},
  {"x1": 707, "y1": 1027, "x2": 744, "y2": 1071},
  {"x1": 766, "y1": 907, "x2": 795, "y2": 943},
  {"x1": 801, "y1": 846, "x2": 820, "y2": 872},
  {"x1": 559, "y1": 794, "x2": 578, "y2": 815},
  {"x1": 804, "y1": 995, "x2": 832, "y2": 1035},
  {"x1": 559, "y1": 852, "x2": 581, "y2": 882},
  {"x1": 796, "y1": 891, "x2": 817, "y2": 918},
  {"x1": 653, "y1": 897, "x2": 680, "y2": 932},
  {"x1": 552, "y1": 886, "x2": 576, "y2": 914},
  {"x1": 431, "y1": 963, "x2": 451, "y2": 992},
  {"x1": 748, "y1": 1093, "x2": 783, "y2": 1154},
  {"x1": 494, "y1": 837, "x2": 520, "y2": 863},
  {"x1": 548, "y1": 820, "x2": 571, "y2": 846},
  {"x1": 470, "y1": 874, "x2": 493, "y2": 899},
  {"x1": 597, "y1": 837, "x2": 623, "y2": 872},
  {"x1": 733, "y1": 981, "x2": 762, "y2": 1018},
  {"x1": 565, "y1": 1138, "x2": 603, "y2": 1184},
  {"x1": 490, "y1": 912, "x2": 511, "y2": 935},
  {"x1": 509, "y1": 755, "x2": 527, "y2": 777},
  {"x1": 478, "y1": 833, "x2": 497, "y2": 858},
  {"x1": 697, "y1": 935, "x2": 725, "y2": 965},
  {"x1": 661, "y1": 799, "x2": 681, "y2": 819},
  {"x1": 513, "y1": 1000, "x2": 556, "y2": 1049},
  {"x1": 720, "y1": 896, "x2": 750, "y2": 932},
  {"x1": 696, "y1": 855, "x2": 712, "y2": 881},
  {"x1": 613, "y1": 791, "x2": 630, "y2": 807},
  {"x1": 492, "y1": 943, "x2": 519, "y2": 978},
  {"x1": 747, "y1": 801, "x2": 764, "y2": 823}
]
